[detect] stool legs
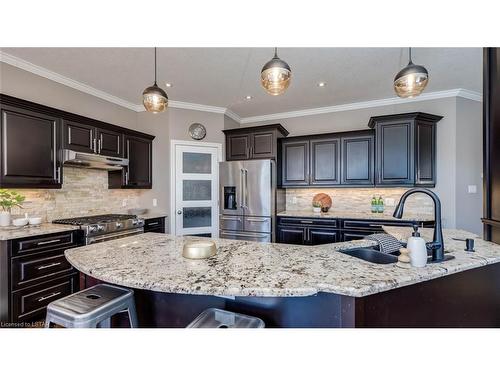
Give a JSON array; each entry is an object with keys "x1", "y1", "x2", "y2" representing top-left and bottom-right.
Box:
[{"x1": 127, "y1": 300, "x2": 138, "y2": 328}]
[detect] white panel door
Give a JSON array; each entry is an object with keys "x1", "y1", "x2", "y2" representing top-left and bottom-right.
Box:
[{"x1": 172, "y1": 142, "x2": 220, "y2": 237}]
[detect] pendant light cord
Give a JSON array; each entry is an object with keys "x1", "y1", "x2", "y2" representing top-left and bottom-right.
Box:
[
  {"x1": 154, "y1": 47, "x2": 157, "y2": 84},
  {"x1": 274, "y1": 47, "x2": 278, "y2": 58},
  {"x1": 408, "y1": 47, "x2": 412, "y2": 64}
]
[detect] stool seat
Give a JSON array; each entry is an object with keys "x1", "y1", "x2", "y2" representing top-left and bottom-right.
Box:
[
  {"x1": 45, "y1": 284, "x2": 138, "y2": 328},
  {"x1": 187, "y1": 308, "x2": 265, "y2": 328}
]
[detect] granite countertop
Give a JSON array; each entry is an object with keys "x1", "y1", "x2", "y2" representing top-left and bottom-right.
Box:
[
  {"x1": 0, "y1": 223, "x2": 79, "y2": 241},
  {"x1": 138, "y1": 212, "x2": 168, "y2": 220},
  {"x1": 277, "y1": 209, "x2": 435, "y2": 222},
  {"x1": 65, "y1": 228, "x2": 500, "y2": 298}
]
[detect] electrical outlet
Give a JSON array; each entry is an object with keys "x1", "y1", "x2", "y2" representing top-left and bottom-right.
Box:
[
  {"x1": 153, "y1": 198, "x2": 158, "y2": 207},
  {"x1": 291, "y1": 196, "x2": 297, "y2": 204},
  {"x1": 385, "y1": 198, "x2": 395, "y2": 206},
  {"x1": 468, "y1": 185, "x2": 477, "y2": 194},
  {"x1": 122, "y1": 199, "x2": 127, "y2": 207}
]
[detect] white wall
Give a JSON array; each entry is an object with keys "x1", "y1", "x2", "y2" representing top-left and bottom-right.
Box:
[{"x1": 243, "y1": 97, "x2": 482, "y2": 234}]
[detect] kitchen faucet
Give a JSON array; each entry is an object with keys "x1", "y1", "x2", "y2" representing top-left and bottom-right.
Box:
[{"x1": 393, "y1": 188, "x2": 448, "y2": 262}]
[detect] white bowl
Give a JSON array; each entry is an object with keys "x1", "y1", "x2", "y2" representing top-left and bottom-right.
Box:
[
  {"x1": 28, "y1": 217, "x2": 42, "y2": 225},
  {"x1": 12, "y1": 218, "x2": 29, "y2": 227}
]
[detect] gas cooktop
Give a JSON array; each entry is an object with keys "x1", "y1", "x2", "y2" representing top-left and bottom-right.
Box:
[{"x1": 53, "y1": 214, "x2": 137, "y2": 226}]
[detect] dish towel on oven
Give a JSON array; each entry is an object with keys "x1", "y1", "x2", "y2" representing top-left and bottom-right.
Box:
[{"x1": 364, "y1": 233, "x2": 403, "y2": 254}]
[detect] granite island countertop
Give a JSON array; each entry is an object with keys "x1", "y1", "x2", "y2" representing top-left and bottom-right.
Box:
[
  {"x1": 277, "y1": 209, "x2": 435, "y2": 222},
  {"x1": 65, "y1": 228, "x2": 500, "y2": 298},
  {"x1": 0, "y1": 223, "x2": 79, "y2": 241}
]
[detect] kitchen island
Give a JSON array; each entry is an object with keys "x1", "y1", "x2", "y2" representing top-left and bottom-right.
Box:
[{"x1": 65, "y1": 229, "x2": 500, "y2": 327}]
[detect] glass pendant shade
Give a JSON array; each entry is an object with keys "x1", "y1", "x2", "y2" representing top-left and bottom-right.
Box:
[
  {"x1": 142, "y1": 83, "x2": 168, "y2": 113},
  {"x1": 142, "y1": 47, "x2": 168, "y2": 113},
  {"x1": 261, "y1": 48, "x2": 292, "y2": 96},
  {"x1": 394, "y1": 48, "x2": 429, "y2": 98}
]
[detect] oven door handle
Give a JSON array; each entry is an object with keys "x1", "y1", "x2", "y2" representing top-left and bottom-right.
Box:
[{"x1": 86, "y1": 228, "x2": 144, "y2": 244}]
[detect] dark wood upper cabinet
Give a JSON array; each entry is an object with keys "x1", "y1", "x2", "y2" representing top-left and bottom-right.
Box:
[
  {"x1": 226, "y1": 133, "x2": 251, "y2": 160},
  {"x1": 310, "y1": 137, "x2": 340, "y2": 185},
  {"x1": 281, "y1": 139, "x2": 310, "y2": 186},
  {"x1": 223, "y1": 124, "x2": 289, "y2": 161},
  {"x1": 483, "y1": 48, "x2": 500, "y2": 242},
  {"x1": 341, "y1": 133, "x2": 374, "y2": 186},
  {"x1": 123, "y1": 135, "x2": 152, "y2": 188},
  {"x1": 97, "y1": 128, "x2": 122, "y2": 158},
  {"x1": 0, "y1": 94, "x2": 154, "y2": 190},
  {"x1": 368, "y1": 112, "x2": 441, "y2": 187},
  {"x1": 0, "y1": 104, "x2": 61, "y2": 188},
  {"x1": 63, "y1": 120, "x2": 95, "y2": 154},
  {"x1": 63, "y1": 120, "x2": 123, "y2": 157}
]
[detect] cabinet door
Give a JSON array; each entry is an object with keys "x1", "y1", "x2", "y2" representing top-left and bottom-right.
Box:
[
  {"x1": 63, "y1": 120, "x2": 95, "y2": 154},
  {"x1": 124, "y1": 135, "x2": 152, "y2": 188},
  {"x1": 226, "y1": 133, "x2": 250, "y2": 160},
  {"x1": 310, "y1": 138, "x2": 340, "y2": 185},
  {"x1": 277, "y1": 226, "x2": 306, "y2": 245},
  {"x1": 281, "y1": 140, "x2": 309, "y2": 186},
  {"x1": 0, "y1": 106, "x2": 61, "y2": 188},
  {"x1": 251, "y1": 131, "x2": 275, "y2": 159},
  {"x1": 341, "y1": 134, "x2": 374, "y2": 185},
  {"x1": 376, "y1": 122, "x2": 414, "y2": 185},
  {"x1": 415, "y1": 121, "x2": 436, "y2": 186},
  {"x1": 308, "y1": 227, "x2": 339, "y2": 245},
  {"x1": 97, "y1": 128, "x2": 123, "y2": 158}
]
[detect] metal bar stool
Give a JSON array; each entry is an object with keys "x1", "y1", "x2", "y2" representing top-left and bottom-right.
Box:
[
  {"x1": 187, "y1": 308, "x2": 265, "y2": 328},
  {"x1": 45, "y1": 284, "x2": 138, "y2": 328}
]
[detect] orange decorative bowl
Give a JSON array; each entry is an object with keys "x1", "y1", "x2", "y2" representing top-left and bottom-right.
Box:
[{"x1": 312, "y1": 193, "x2": 332, "y2": 211}]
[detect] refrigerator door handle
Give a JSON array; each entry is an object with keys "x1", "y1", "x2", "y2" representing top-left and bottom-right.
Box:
[
  {"x1": 240, "y1": 168, "x2": 245, "y2": 208},
  {"x1": 244, "y1": 169, "x2": 249, "y2": 209}
]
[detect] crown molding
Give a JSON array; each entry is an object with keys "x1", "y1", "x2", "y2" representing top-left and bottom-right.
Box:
[
  {"x1": 0, "y1": 51, "x2": 229, "y2": 115},
  {"x1": 223, "y1": 109, "x2": 242, "y2": 123},
  {"x1": 239, "y1": 88, "x2": 483, "y2": 124}
]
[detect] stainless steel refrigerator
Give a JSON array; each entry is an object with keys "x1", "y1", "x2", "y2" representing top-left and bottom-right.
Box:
[{"x1": 219, "y1": 159, "x2": 284, "y2": 242}]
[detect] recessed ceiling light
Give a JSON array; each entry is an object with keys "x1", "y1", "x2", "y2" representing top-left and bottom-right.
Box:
[
  {"x1": 245, "y1": 95, "x2": 253, "y2": 100},
  {"x1": 165, "y1": 82, "x2": 173, "y2": 88},
  {"x1": 317, "y1": 82, "x2": 326, "y2": 87}
]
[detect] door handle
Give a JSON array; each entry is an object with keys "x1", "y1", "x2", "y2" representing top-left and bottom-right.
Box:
[
  {"x1": 244, "y1": 169, "x2": 249, "y2": 208},
  {"x1": 220, "y1": 231, "x2": 268, "y2": 238},
  {"x1": 221, "y1": 217, "x2": 242, "y2": 221},
  {"x1": 240, "y1": 168, "x2": 245, "y2": 208},
  {"x1": 93, "y1": 138, "x2": 97, "y2": 153},
  {"x1": 246, "y1": 218, "x2": 268, "y2": 222},
  {"x1": 177, "y1": 210, "x2": 182, "y2": 215}
]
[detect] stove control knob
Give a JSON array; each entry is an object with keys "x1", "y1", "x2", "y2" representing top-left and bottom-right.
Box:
[
  {"x1": 97, "y1": 224, "x2": 105, "y2": 232},
  {"x1": 116, "y1": 222, "x2": 122, "y2": 229},
  {"x1": 131, "y1": 219, "x2": 137, "y2": 226},
  {"x1": 88, "y1": 225, "x2": 98, "y2": 233}
]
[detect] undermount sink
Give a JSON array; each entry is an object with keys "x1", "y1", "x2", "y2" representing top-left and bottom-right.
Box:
[{"x1": 339, "y1": 247, "x2": 398, "y2": 264}]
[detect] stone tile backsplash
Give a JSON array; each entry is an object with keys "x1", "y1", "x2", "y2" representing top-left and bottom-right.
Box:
[
  {"x1": 285, "y1": 188, "x2": 434, "y2": 215},
  {"x1": 10, "y1": 167, "x2": 142, "y2": 222}
]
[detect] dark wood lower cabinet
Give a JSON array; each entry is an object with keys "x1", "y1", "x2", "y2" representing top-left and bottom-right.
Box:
[
  {"x1": 0, "y1": 230, "x2": 82, "y2": 325},
  {"x1": 143, "y1": 217, "x2": 166, "y2": 233},
  {"x1": 276, "y1": 216, "x2": 434, "y2": 246}
]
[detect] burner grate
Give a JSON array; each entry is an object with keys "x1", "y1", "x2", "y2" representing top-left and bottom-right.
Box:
[{"x1": 53, "y1": 214, "x2": 136, "y2": 225}]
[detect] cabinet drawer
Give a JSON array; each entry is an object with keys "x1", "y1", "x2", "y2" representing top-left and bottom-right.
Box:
[
  {"x1": 144, "y1": 217, "x2": 165, "y2": 232},
  {"x1": 11, "y1": 274, "x2": 78, "y2": 322},
  {"x1": 278, "y1": 217, "x2": 338, "y2": 228},
  {"x1": 12, "y1": 231, "x2": 77, "y2": 257},
  {"x1": 220, "y1": 215, "x2": 243, "y2": 231},
  {"x1": 244, "y1": 216, "x2": 271, "y2": 233},
  {"x1": 11, "y1": 253, "x2": 73, "y2": 290},
  {"x1": 342, "y1": 219, "x2": 420, "y2": 231}
]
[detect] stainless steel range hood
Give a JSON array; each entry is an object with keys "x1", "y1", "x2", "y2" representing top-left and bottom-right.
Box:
[{"x1": 62, "y1": 150, "x2": 128, "y2": 171}]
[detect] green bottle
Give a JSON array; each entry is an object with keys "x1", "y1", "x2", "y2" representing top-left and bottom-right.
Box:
[
  {"x1": 371, "y1": 196, "x2": 378, "y2": 213},
  {"x1": 377, "y1": 196, "x2": 384, "y2": 213}
]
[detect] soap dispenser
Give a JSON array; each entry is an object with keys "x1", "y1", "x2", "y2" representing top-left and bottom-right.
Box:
[{"x1": 408, "y1": 225, "x2": 427, "y2": 267}]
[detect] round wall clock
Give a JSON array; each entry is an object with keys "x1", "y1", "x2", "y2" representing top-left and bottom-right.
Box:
[{"x1": 188, "y1": 123, "x2": 207, "y2": 140}]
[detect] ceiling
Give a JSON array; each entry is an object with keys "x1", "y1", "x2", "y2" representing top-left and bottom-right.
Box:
[{"x1": 0, "y1": 48, "x2": 482, "y2": 118}]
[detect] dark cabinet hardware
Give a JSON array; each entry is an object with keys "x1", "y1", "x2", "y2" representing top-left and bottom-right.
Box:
[
  {"x1": 368, "y1": 112, "x2": 441, "y2": 187},
  {"x1": 223, "y1": 124, "x2": 289, "y2": 161}
]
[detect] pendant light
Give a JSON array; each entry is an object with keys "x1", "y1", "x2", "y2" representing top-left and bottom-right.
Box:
[
  {"x1": 260, "y1": 47, "x2": 292, "y2": 96},
  {"x1": 142, "y1": 47, "x2": 168, "y2": 113},
  {"x1": 393, "y1": 47, "x2": 429, "y2": 98}
]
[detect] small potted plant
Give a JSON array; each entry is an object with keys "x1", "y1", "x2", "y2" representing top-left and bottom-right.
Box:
[
  {"x1": 0, "y1": 189, "x2": 25, "y2": 227},
  {"x1": 312, "y1": 201, "x2": 322, "y2": 213}
]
